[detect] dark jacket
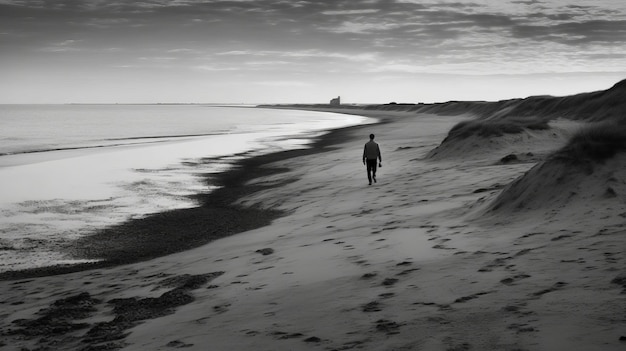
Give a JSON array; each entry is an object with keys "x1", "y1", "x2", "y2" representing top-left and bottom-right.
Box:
[{"x1": 363, "y1": 140, "x2": 381, "y2": 161}]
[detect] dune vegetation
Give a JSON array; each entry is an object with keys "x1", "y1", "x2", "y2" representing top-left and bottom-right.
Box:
[
  {"x1": 552, "y1": 122, "x2": 626, "y2": 163},
  {"x1": 443, "y1": 117, "x2": 550, "y2": 141}
]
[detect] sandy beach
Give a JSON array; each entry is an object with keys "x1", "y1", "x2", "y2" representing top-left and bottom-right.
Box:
[{"x1": 2, "y1": 85, "x2": 626, "y2": 350}]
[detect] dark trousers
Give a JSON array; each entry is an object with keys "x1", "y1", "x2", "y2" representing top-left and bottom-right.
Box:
[{"x1": 366, "y1": 159, "x2": 378, "y2": 183}]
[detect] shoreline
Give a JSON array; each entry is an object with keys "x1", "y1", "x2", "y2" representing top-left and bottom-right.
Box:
[
  {"x1": 2, "y1": 105, "x2": 625, "y2": 350},
  {"x1": 0, "y1": 111, "x2": 386, "y2": 281}
]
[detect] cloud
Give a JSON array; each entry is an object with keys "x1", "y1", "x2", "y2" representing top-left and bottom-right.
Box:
[
  {"x1": 251, "y1": 80, "x2": 313, "y2": 87},
  {"x1": 322, "y1": 20, "x2": 403, "y2": 34},
  {"x1": 511, "y1": 0, "x2": 543, "y2": 4},
  {"x1": 138, "y1": 56, "x2": 177, "y2": 61},
  {"x1": 245, "y1": 60, "x2": 294, "y2": 66},
  {"x1": 2, "y1": 0, "x2": 626, "y2": 99},
  {"x1": 216, "y1": 49, "x2": 378, "y2": 62},
  {"x1": 215, "y1": 50, "x2": 250, "y2": 56},
  {"x1": 81, "y1": 17, "x2": 131, "y2": 29},
  {"x1": 513, "y1": 19, "x2": 626, "y2": 44},
  {"x1": 193, "y1": 65, "x2": 239, "y2": 71},
  {"x1": 40, "y1": 39, "x2": 82, "y2": 52},
  {"x1": 322, "y1": 9, "x2": 380, "y2": 15}
]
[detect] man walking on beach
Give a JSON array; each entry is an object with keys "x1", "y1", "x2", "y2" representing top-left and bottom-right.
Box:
[{"x1": 363, "y1": 134, "x2": 382, "y2": 185}]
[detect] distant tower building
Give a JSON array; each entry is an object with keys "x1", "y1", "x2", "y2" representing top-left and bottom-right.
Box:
[{"x1": 330, "y1": 96, "x2": 341, "y2": 106}]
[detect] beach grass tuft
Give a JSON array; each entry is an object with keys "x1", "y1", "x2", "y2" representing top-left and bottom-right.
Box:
[
  {"x1": 553, "y1": 123, "x2": 626, "y2": 163},
  {"x1": 446, "y1": 117, "x2": 550, "y2": 140}
]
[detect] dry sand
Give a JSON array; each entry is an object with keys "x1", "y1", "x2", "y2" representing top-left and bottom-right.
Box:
[{"x1": 1, "y1": 108, "x2": 625, "y2": 351}]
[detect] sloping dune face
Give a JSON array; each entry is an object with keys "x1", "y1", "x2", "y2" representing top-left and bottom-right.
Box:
[
  {"x1": 422, "y1": 78, "x2": 626, "y2": 218},
  {"x1": 426, "y1": 78, "x2": 626, "y2": 163},
  {"x1": 482, "y1": 124, "x2": 626, "y2": 215},
  {"x1": 425, "y1": 118, "x2": 570, "y2": 162},
  {"x1": 501, "y1": 78, "x2": 626, "y2": 122}
]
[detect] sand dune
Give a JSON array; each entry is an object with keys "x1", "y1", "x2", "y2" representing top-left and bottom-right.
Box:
[
  {"x1": 426, "y1": 119, "x2": 579, "y2": 163},
  {"x1": 357, "y1": 78, "x2": 626, "y2": 122},
  {"x1": 483, "y1": 150, "x2": 626, "y2": 214},
  {"x1": 481, "y1": 122, "x2": 626, "y2": 215}
]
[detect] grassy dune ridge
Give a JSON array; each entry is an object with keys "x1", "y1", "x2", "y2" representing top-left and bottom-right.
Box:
[
  {"x1": 553, "y1": 123, "x2": 626, "y2": 163},
  {"x1": 428, "y1": 78, "x2": 626, "y2": 161},
  {"x1": 445, "y1": 118, "x2": 550, "y2": 140},
  {"x1": 359, "y1": 78, "x2": 626, "y2": 122}
]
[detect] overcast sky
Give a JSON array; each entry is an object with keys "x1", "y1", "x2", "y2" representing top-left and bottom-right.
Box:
[{"x1": 1, "y1": 0, "x2": 625, "y2": 104}]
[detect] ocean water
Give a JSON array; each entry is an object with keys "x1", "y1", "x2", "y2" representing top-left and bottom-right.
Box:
[{"x1": 0, "y1": 104, "x2": 373, "y2": 272}]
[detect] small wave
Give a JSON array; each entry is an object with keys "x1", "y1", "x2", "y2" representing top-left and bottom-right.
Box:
[
  {"x1": 0, "y1": 132, "x2": 226, "y2": 157},
  {"x1": 103, "y1": 132, "x2": 226, "y2": 142},
  {"x1": 17, "y1": 199, "x2": 115, "y2": 215},
  {"x1": 0, "y1": 142, "x2": 153, "y2": 157}
]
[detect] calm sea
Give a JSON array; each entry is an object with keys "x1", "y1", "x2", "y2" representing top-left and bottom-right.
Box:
[{"x1": 0, "y1": 104, "x2": 373, "y2": 272}]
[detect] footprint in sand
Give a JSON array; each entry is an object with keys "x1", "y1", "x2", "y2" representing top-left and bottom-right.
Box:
[
  {"x1": 531, "y1": 281, "x2": 568, "y2": 297},
  {"x1": 355, "y1": 259, "x2": 369, "y2": 266},
  {"x1": 360, "y1": 272, "x2": 378, "y2": 280},
  {"x1": 478, "y1": 256, "x2": 514, "y2": 272},
  {"x1": 379, "y1": 292, "x2": 395, "y2": 299},
  {"x1": 375, "y1": 319, "x2": 402, "y2": 335},
  {"x1": 397, "y1": 268, "x2": 420, "y2": 276},
  {"x1": 518, "y1": 232, "x2": 545, "y2": 240},
  {"x1": 432, "y1": 244, "x2": 456, "y2": 250},
  {"x1": 610, "y1": 274, "x2": 626, "y2": 294},
  {"x1": 500, "y1": 274, "x2": 531, "y2": 285},
  {"x1": 382, "y1": 278, "x2": 399, "y2": 286},
  {"x1": 213, "y1": 303, "x2": 231, "y2": 314},
  {"x1": 362, "y1": 301, "x2": 383, "y2": 312},
  {"x1": 166, "y1": 340, "x2": 194, "y2": 348},
  {"x1": 453, "y1": 291, "x2": 494, "y2": 304},
  {"x1": 255, "y1": 248, "x2": 274, "y2": 256},
  {"x1": 501, "y1": 302, "x2": 532, "y2": 315},
  {"x1": 604, "y1": 252, "x2": 621, "y2": 264},
  {"x1": 551, "y1": 234, "x2": 573, "y2": 241},
  {"x1": 348, "y1": 255, "x2": 369, "y2": 267},
  {"x1": 335, "y1": 340, "x2": 368, "y2": 349},
  {"x1": 414, "y1": 302, "x2": 452, "y2": 311},
  {"x1": 269, "y1": 331, "x2": 306, "y2": 340},
  {"x1": 245, "y1": 284, "x2": 267, "y2": 291},
  {"x1": 514, "y1": 248, "x2": 538, "y2": 257},
  {"x1": 303, "y1": 336, "x2": 322, "y2": 343},
  {"x1": 507, "y1": 323, "x2": 537, "y2": 334},
  {"x1": 447, "y1": 342, "x2": 473, "y2": 351},
  {"x1": 395, "y1": 260, "x2": 419, "y2": 273}
]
